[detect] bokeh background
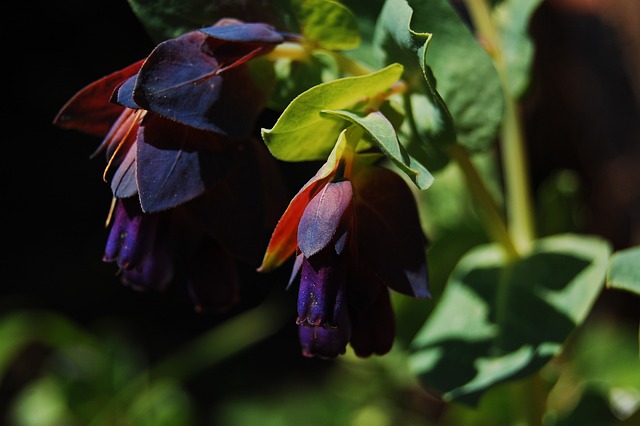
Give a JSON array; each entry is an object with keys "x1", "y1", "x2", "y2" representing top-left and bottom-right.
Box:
[{"x1": 3, "y1": 0, "x2": 639, "y2": 424}]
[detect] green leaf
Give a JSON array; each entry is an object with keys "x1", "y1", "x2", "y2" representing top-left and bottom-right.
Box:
[
  {"x1": 374, "y1": 0, "x2": 504, "y2": 152},
  {"x1": 607, "y1": 245, "x2": 640, "y2": 296},
  {"x1": 127, "y1": 0, "x2": 297, "y2": 42},
  {"x1": 292, "y1": 0, "x2": 360, "y2": 50},
  {"x1": 373, "y1": 0, "x2": 456, "y2": 172},
  {"x1": 494, "y1": 0, "x2": 544, "y2": 98},
  {"x1": 409, "y1": 234, "x2": 612, "y2": 405},
  {"x1": 321, "y1": 109, "x2": 433, "y2": 189},
  {"x1": 261, "y1": 63, "x2": 404, "y2": 161}
]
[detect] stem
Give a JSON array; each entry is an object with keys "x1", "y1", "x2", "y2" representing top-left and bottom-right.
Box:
[
  {"x1": 464, "y1": 0, "x2": 536, "y2": 253},
  {"x1": 447, "y1": 144, "x2": 518, "y2": 259}
]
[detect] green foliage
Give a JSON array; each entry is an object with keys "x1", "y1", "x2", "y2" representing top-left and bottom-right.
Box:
[
  {"x1": 291, "y1": 0, "x2": 361, "y2": 50},
  {"x1": 409, "y1": 234, "x2": 612, "y2": 405},
  {"x1": 262, "y1": 63, "x2": 404, "y2": 161},
  {"x1": 607, "y1": 245, "x2": 640, "y2": 296}
]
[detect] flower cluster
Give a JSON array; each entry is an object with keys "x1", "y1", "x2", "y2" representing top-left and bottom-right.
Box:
[
  {"x1": 56, "y1": 16, "x2": 431, "y2": 358},
  {"x1": 54, "y1": 19, "x2": 291, "y2": 312},
  {"x1": 259, "y1": 134, "x2": 430, "y2": 358}
]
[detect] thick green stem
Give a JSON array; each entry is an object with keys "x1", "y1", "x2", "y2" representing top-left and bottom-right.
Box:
[{"x1": 464, "y1": 0, "x2": 536, "y2": 254}]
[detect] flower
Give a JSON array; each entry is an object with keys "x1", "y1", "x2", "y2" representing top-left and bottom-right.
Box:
[
  {"x1": 259, "y1": 130, "x2": 430, "y2": 358},
  {"x1": 53, "y1": 19, "x2": 291, "y2": 311}
]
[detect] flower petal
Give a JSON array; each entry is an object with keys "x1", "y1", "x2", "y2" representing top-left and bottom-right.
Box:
[
  {"x1": 349, "y1": 287, "x2": 395, "y2": 357},
  {"x1": 53, "y1": 60, "x2": 143, "y2": 137},
  {"x1": 352, "y1": 167, "x2": 430, "y2": 298},
  {"x1": 298, "y1": 180, "x2": 352, "y2": 258}
]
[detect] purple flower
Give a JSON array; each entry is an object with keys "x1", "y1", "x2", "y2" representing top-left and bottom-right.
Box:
[
  {"x1": 53, "y1": 19, "x2": 291, "y2": 311},
  {"x1": 260, "y1": 141, "x2": 430, "y2": 358}
]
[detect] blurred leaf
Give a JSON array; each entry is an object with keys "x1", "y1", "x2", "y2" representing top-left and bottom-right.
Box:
[
  {"x1": 126, "y1": 0, "x2": 297, "y2": 43},
  {"x1": 494, "y1": 0, "x2": 544, "y2": 98},
  {"x1": 292, "y1": 0, "x2": 360, "y2": 50},
  {"x1": 607, "y1": 245, "x2": 640, "y2": 296},
  {"x1": 126, "y1": 379, "x2": 194, "y2": 426},
  {"x1": 535, "y1": 169, "x2": 586, "y2": 237},
  {"x1": 0, "y1": 311, "x2": 98, "y2": 379},
  {"x1": 262, "y1": 63, "x2": 403, "y2": 161},
  {"x1": 322, "y1": 109, "x2": 433, "y2": 189},
  {"x1": 409, "y1": 234, "x2": 612, "y2": 405},
  {"x1": 267, "y1": 50, "x2": 340, "y2": 111},
  {"x1": 10, "y1": 377, "x2": 77, "y2": 426}
]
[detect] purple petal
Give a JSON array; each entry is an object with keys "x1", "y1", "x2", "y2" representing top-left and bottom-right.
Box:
[
  {"x1": 199, "y1": 22, "x2": 285, "y2": 44},
  {"x1": 119, "y1": 239, "x2": 174, "y2": 292},
  {"x1": 297, "y1": 246, "x2": 347, "y2": 327},
  {"x1": 113, "y1": 75, "x2": 140, "y2": 110},
  {"x1": 349, "y1": 287, "x2": 395, "y2": 357},
  {"x1": 110, "y1": 143, "x2": 137, "y2": 198},
  {"x1": 353, "y1": 167, "x2": 430, "y2": 298},
  {"x1": 298, "y1": 180, "x2": 353, "y2": 258},
  {"x1": 103, "y1": 198, "x2": 159, "y2": 270},
  {"x1": 136, "y1": 115, "x2": 234, "y2": 213}
]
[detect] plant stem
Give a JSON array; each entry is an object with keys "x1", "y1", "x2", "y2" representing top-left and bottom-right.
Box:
[
  {"x1": 464, "y1": 0, "x2": 536, "y2": 254},
  {"x1": 447, "y1": 144, "x2": 518, "y2": 259}
]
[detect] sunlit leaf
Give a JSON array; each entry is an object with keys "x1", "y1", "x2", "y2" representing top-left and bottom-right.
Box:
[
  {"x1": 409, "y1": 234, "x2": 612, "y2": 405},
  {"x1": 262, "y1": 63, "x2": 403, "y2": 161},
  {"x1": 292, "y1": 0, "x2": 360, "y2": 50},
  {"x1": 375, "y1": 0, "x2": 503, "y2": 152},
  {"x1": 322, "y1": 109, "x2": 433, "y2": 189},
  {"x1": 372, "y1": 0, "x2": 456, "y2": 172},
  {"x1": 607, "y1": 245, "x2": 640, "y2": 296}
]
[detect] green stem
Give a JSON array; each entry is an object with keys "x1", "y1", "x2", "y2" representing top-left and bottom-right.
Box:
[
  {"x1": 464, "y1": 0, "x2": 536, "y2": 254},
  {"x1": 447, "y1": 144, "x2": 518, "y2": 259}
]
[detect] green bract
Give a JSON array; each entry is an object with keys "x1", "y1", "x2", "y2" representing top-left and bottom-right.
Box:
[{"x1": 292, "y1": 0, "x2": 361, "y2": 50}]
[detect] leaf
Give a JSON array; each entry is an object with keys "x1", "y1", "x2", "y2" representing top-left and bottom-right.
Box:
[
  {"x1": 372, "y1": 0, "x2": 456, "y2": 172},
  {"x1": 262, "y1": 63, "x2": 404, "y2": 161},
  {"x1": 292, "y1": 0, "x2": 360, "y2": 50},
  {"x1": 375, "y1": 0, "x2": 503, "y2": 152},
  {"x1": 494, "y1": 0, "x2": 544, "y2": 98},
  {"x1": 136, "y1": 115, "x2": 234, "y2": 213},
  {"x1": 607, "y1": 245, "x2": 640, "y2": 296},
  {"x1": 409, "y1": 234, "x2": 612, "y2": 405},
  {"x1": 126, "y1": 0, "x2": 297, "y2": 43},
  {"x1": 322, "y1": 109, "x2": 433, "y2": 189}
]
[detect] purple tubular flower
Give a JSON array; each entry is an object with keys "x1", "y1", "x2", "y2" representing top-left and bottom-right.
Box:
[{"x1": 261, "y1": 157, "x2": 430, "y2": 359}]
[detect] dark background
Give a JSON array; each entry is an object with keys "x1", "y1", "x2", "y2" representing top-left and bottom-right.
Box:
[{"x1": 3, "y1": 0, "x2": 640, "y2": 421}]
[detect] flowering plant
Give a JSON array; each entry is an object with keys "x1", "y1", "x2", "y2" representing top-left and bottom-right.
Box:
[{"x1": 7, "y1": 0, "x2": 637, "y2": 424}]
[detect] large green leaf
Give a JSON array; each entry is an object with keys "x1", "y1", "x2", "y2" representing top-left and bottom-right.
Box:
[
  {"x1": 375, "y1": 0, "x2": 503, "y2": 153},
  {"x1": 321, "y1": 109, "x2": 433, "y2": 189},
  {"x1": 261, "y1": 63, "x2": 404, "y2": 161},
  {"x1": 409, "y1": 234, "x2": 612, "y2": 405},
  {"x1": 494, "y1": 0, "x2": 544, "y2": 98},
  {"x1": 607, "y1": 245, "x2": 640, "y2": 296},
  {"x1": 373, "y1": 0, "x2": 456, "y2": 172},
  {"x1": 127, "y1": 0, "x2": 297, "y2": 42}
]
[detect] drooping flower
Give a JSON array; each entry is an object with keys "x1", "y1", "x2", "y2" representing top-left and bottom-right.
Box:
[
  {"x1": 53, "y1": 19, "x2": 292, "y2": 311},
  {"x1": 259, "y1": 129, "x2": 430, "y2": 358}
]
